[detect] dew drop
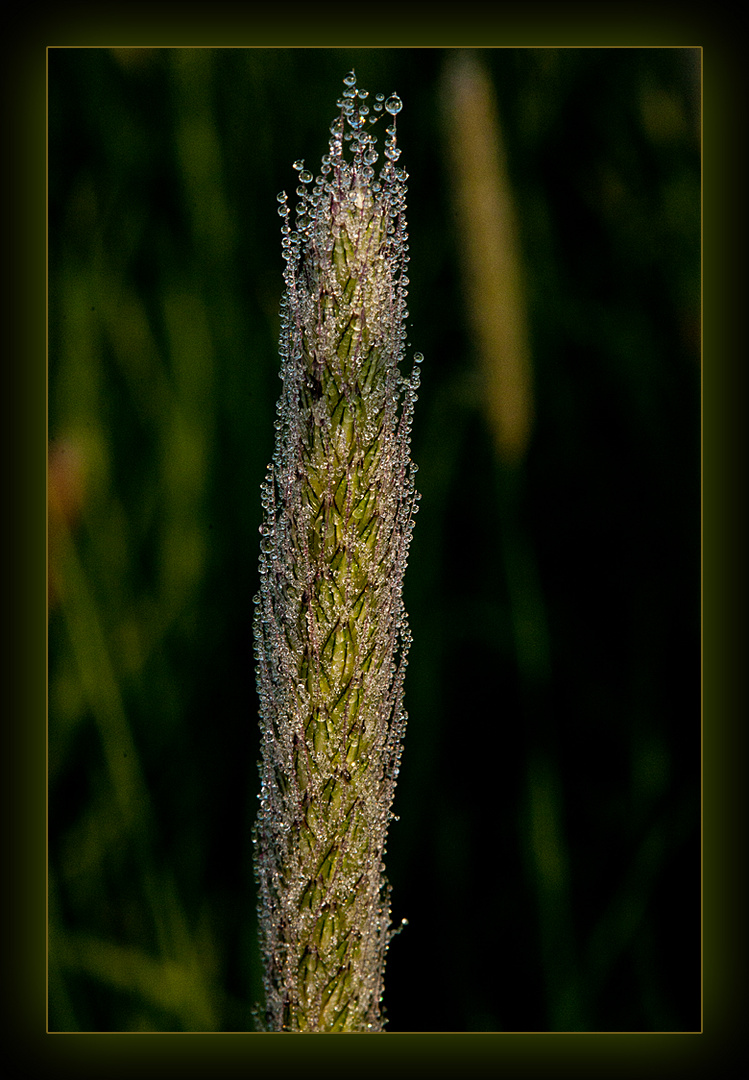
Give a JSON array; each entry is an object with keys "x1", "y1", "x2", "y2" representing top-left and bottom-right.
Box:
[
  {"x1": 413, "y1": 352, "x2": 423, "y2": 364},
  {"x1": 343, "y1": 70, "x2": 357, "y2": 87},
  {"x1": 385, "y1": 94, "x2": 402, "y2": 115}
]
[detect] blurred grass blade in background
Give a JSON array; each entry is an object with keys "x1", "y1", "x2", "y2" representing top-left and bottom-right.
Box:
[{"x1": 441, "y1": 49, "x2": 533, "y2": 468}]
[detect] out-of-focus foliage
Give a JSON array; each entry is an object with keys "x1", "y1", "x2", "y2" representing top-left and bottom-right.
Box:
[{"x1": 48, "y1": 47, "x2": 700, "y2": 1032}]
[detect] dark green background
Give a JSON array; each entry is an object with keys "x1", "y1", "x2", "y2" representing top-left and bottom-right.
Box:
[{"x1": 47, "y1": 47, "x2": 700, "y2": 1033}]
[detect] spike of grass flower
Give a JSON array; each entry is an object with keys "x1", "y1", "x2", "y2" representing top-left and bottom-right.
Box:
[{"x1": 253, "y1": 71, "x2": 421, "y2": 1032}]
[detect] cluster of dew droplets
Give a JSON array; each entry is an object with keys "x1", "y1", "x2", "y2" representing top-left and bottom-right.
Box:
[
  {"x1": 276, "y1": 70, "x2": 410, "y2": 344},
  {"x1": 254, "y1": 70, "x2": 422, "y2": 1033}
]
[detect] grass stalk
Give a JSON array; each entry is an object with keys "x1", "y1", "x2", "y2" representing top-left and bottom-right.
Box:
[{"x1": 253, "y1": 70, "x2": 420, "y2": 1033}]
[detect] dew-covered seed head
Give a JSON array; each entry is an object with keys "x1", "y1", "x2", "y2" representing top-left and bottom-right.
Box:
[{"x1": 254, "y1": 69, "x2": 421, "y2": 1035}]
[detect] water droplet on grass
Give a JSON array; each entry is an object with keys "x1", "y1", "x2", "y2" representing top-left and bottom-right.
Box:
[{"x1": 385, "y1": 94, "x2": 402, "y2": 115}]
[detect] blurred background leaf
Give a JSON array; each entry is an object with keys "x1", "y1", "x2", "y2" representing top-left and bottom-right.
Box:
[{"x1": 48, "y1": 46, "x2": 700, "y2": 1032}]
